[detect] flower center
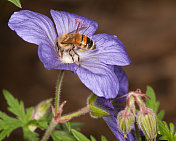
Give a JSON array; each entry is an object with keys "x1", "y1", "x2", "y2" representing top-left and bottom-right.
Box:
[{"x1": 60, "y1": 50, "x2": 84, "y2": 65}]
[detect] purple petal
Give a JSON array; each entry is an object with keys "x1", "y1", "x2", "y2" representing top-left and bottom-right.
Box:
[
  {"x1": 76, "y1": 65, "x2": 119, "y2": 98},
  {"x1": 115, "y1": 66, "x2": 128, "y2": 96},
  {"x1": 50, "y1": 10, "x2": 98, "y2": 37},
  {"x1": 8, "y1": 10, "x2": 57, "y2": 47},
  {"x1": 91, "y1": 33, "x2": 131, "y2": 66},
  {"x1": 95, "y1": 97, "x2": 114, "y2": 115},
  {"x1": 38, "y1": 43, "x2": 76, "y2": 72}
]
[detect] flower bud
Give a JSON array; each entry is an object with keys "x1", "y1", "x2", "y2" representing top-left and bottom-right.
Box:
[
  {"x1": 137, "y1": 108, "x2": 157, "y2": 140},
  {"x1": 117, "y1": 109, "x2": 135, "y2": 138},
  {"x1": 29, "y1": 98, "x2": 52, "y2": 132}
]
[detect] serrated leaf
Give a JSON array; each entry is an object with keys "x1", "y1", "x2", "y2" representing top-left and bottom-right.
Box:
[
  {"x1": 26, "y1": 107, "x2": 34, "y2": 121},
  {"x1": 89, "y1": 105, "x2": 110, "y2": 117},
  {"x1": 8, "y1": 0, "x2": 22, "y2": 8},
  {"x1": 101, "y1": 136, "x2": 107, "y2": 141},
  {"x1": 88, "y1": 93, "x2": 97, "y2": 105},
  {"x1": 0, "y1": 111, "x2": 23, "y2": 140},
  {"x1": 51, "y1": 130, "x2": 77, "y2": 141},
  {"x1": 158, "y1": 120, "x2": 176, "y2": 141},
  {"x1": 3, "y1": 90, "x2": 26, "y2": 122},
  {"x1": 71, "y1": 129, "x2": 90, "y2": 141},
  {"x1": 90, "y1": 135, "x2": 97, "y2": 141}
]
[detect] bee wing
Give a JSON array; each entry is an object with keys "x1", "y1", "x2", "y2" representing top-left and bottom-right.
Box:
[{"x1": 68, "y1": 27, "x2": 87, "y2": 34}]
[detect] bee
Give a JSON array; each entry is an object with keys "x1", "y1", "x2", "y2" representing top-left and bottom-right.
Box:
[{"x1": 56, "y1": 19, "x2": 96, "y2": 65}]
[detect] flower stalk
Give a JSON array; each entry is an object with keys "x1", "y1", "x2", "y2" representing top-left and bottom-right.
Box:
[
  {"x1": 55, "y1": 70, "x2": 64, "y2": 115},
  {"x1": 41, "y1": 119, "x2": 57, "y2": 141},
  {"x1": 60, "y1": 106, "x2": 90, "y2": 121}
]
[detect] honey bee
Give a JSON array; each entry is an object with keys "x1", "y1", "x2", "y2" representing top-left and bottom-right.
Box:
[{"x1": 56, "y1": 19, "x2": 96, "y2": 65}]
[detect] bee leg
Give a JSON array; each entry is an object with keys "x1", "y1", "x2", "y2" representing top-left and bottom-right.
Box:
[
  {"x1": 69, "y1": 49, "x2": 75, "y2": 63},
  {"x1": 60, "y1": 50, "x2": 63, "y2": 58},
  {"x1": 72, "y1": 49, "x2": 80, "y2": 66}
]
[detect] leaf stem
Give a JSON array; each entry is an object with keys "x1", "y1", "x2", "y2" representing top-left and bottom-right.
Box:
[
  {"x1": 60, "y1": 106, "x2": 90, "y2": 121},
  {"x1": 55, "y1": 70, "x2": 64, "y2": 115},
  {"x1": 40, "y1": 119, "x2": 57, "y2": 141},
  {"x1": 135, "y1": 120, "x2": 141, "y2": 141}
]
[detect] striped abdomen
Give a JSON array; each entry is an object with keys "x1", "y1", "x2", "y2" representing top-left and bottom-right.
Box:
[{"x1": 72, "y1": 33, "x2": 96, "y2": 50}]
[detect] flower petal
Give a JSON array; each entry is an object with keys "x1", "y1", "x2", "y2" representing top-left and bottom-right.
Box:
[
  {"x1": 76, "y1": 65, "x2": 119, "y2": 99},
  {"x1": 50, "y1": 10, "x2": 98, "y2": 37},
  {"x1": 114, "y1": 66, "x2": 128, "y2": 97},
  {"x1": 90, "y1": 33, "x2": 130, "y2": 66},
  {"x1": 8, "y1": 10, "x2": 57, "y2": 47},
  {"x1": 38, "y1": 43, "x2": 76, "y2": 72}
]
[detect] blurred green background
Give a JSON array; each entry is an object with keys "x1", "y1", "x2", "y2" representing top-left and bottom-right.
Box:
[{"x1": 0, "y1": 0, "x2": 176, "y2": 140}]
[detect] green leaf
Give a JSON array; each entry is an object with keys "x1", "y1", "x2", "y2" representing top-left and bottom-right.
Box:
[
  {"x1": 88, "y1": 93, "x2": 97, "y2": 105},
  {"x1": 158, "y1": 120, "x2": 176, "y2": 141},
  {"x1": 26, "y1": 107, "x2": 34, "y2": 122},
  {"x1": 170, "y1": 123, "x2": 175, "y2": 136},
  {"x1": 37, "y1": 120, "x2": 48, "y2": 130},
  {"x1": 157, "y1": 110, "x2": 165, "y2": 120},
  {"x1": 65, "y1": 122, "x2": 71, "y2": 132},
  {"x1": 89, "y1": 105, "x2": 110, "y2": 118},
  {"x1": 101, "y1": 136, "x2": 107, "y2": 141},
  {"x1": 0, "y1": 111, "x2": 23, "y2": 140},
  {"x1": 8, "y1": 0, "x2": 22, "y2": 8},
  {"x1": 3, "y1": 90, "x2": 26, "y2": 122},
  {"x1": 90, "y1": 135, "x2": 97, "y2": 141},
  {"x1": 146, "y1": 86, "x2": 160, "y2": 114},
  {"x1": 71, "y1": 129, "x2": 90, "y2": 141},
  {"x1": 23, "y1": 127, "x2": 39, "y2": 141},
  {"x1": 70, "y1": 122, "x2": 84, "y2": 130},
  {"x1": 51, "y1": 130, "x2": 77, "y2": 141}
]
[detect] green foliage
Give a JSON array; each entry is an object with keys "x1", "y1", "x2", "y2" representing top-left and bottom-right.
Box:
[
  {"x1": 0, "y1": 90, "x2": 39, "y2": 141},
  {"x1": 51, "y1": 130, "x2": 77, "y2": 141},
  {"x1": 88, "y1": 93, "x2": 97, "y2": 105},
  {"x1": 90, "y1": 135, "x2": 96, "y2": 141},
  {"x1": 101, "y1": 136, "x2": 107, "y2": 141},
  {"x1": 71, "y1": 129, "x2": 90, "y2": 141},
  {"x1": 145, "y1": 86, "x2": 176, "y2": 140},
  {"x1": 88, "y1": 93, "x2": 110, "y2": 118},
  {"x1": 146, "y1": 86, "x2": 165, "y2": 120},
  {"x1": 158, "y1": 120, "x2": 176, "y2": 141},
  {"x1": 8, "y1": 0, "x2": 22, "y2": 8},
  {"x1": 88, "y1": 105, "x2": 110, "y2": 117}
]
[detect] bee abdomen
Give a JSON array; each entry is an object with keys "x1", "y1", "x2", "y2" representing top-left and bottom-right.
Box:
[{"x1": 84, "y1": 36, "x2": 96, "y2": 50}]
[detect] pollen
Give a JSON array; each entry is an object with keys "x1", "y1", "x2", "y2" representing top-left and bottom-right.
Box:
[
  {"x1": 79, "y1": 49, "x2": 85, "y2": 52},
  {"x1": 60, "y1": 53, "x2": 74, "y2": 64}
]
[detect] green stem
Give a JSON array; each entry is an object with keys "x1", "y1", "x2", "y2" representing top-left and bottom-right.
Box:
[
  {"x1": 60, "y1": 106, "x2": 90, "y2": 121},
  {"x1": 40, "y1": 119, "x2": 57, "y2": 141},
  {"x1": 135, "y1": 120, "x2": 141, "y2": 141},
  {"x1": 55, "y1": 70, "x2": 64, "y2": 115}
]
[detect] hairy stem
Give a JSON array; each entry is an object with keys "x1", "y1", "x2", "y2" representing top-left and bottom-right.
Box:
[
  {"x1": 55, "y1": 70, "x2": 64, "y2": 115},
  {"x1": 40, "y1": 119, "x2": 57, "y2": 141},
  {"x1": 60, "y1": 106, "x2": 90, "y2": 121},
  {"x1": 135, "y1": 120, "x2": 141, "y2": 141},
  {"x1": 41, "y1": 70, "x2": 64, "y2": 141}
]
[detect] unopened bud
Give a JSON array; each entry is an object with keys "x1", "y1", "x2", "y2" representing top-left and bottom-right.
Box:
[
  {"x1": 137, "y1": 108, "x2": 157, "y2": 140},
  {"x1": 117, "y1": 109, "x2": 135, "y2": 138},
  {"x1": 29, "y1": 98, "x2": 52, "y2": 132}
]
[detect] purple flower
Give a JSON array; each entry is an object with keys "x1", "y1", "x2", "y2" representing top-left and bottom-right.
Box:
[
  {"x1": 95, "y1": 66, "x2": 135, "y2": 140},
  {"x1": 8, "y1": 10, "x2": 130, "y2": 99}
]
